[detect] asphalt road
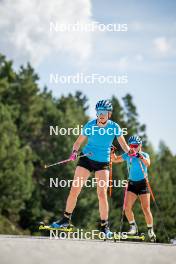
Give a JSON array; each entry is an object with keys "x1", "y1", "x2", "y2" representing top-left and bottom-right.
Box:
[{"x1": 0, "y1": 235, "x2": 175, "y2": 264}]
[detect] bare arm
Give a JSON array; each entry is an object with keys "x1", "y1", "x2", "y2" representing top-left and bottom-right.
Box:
[
  {"x1": 111, "y1": 154, "x2": 124, "y2": 163},
  {"x1": 72, "y1": 135, "x2": 87, "y2": 152},
  {"x1": 140, "y1": 155, "x2": 151, "y2": 167},
  {"x1": 118, "y1": 135, "x2": 130, "y2": 153}
]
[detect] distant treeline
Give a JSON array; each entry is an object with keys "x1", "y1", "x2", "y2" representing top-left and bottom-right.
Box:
[{"x1": 0, "y1": 54, "x2": 175, "y2": 242}]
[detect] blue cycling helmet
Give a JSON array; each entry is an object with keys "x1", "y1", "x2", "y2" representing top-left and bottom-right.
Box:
[
  {"x1": 95, "y1": 100, "x2": 113, "y2": 111},
  {"x1": 128, "y1": 136, "x2": 142, "y2": 145}
]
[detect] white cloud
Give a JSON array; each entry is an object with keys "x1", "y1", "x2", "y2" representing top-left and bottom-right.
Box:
[
  {"x1": 0, "y1": 0, "x2": 93, "y2": 66},
  {"x1": 135, "y1": 54, "x2": 144, "y2": 62},
  {"x1": 153, "y1": 37, "x2": 171, "y2": 55},
  {"x1": 130, "y1": 21, "x2": 144, "y2": 32},
  {"x1": 114, "y1": 56, "x2": 129, "y2": 70}
]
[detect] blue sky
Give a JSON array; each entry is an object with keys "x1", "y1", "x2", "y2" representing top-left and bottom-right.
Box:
[{"x1": 0, "y1": 0, "x2": 176, "y2": 153}]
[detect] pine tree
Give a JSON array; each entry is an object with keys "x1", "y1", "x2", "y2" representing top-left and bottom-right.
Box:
[{"x1": 0, "y1": 103, "x2": 34, "y2": 221}]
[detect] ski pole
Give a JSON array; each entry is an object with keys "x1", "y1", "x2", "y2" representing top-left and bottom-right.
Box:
[
  {"x1": 138, "y1": 160, "x2": 170, "y2": 242},
  {"x1": 138, "y1": 161, "x2": 156, "y2": 202},
  {"x1": 109, "y1": 159, "x2": 113, "y2": 197},
  {"x1": 119, "y1": 181, "x2": 128, "y2": 235},
  {"x1": 119, "y1": 157, "x2": 132, "y2": 236},
  {"x1": 44, "y1": 152, "x2": 92, "y2": 169},
  {"x1": 109, "y1": 145, "x2": 117, "y2": 197}
]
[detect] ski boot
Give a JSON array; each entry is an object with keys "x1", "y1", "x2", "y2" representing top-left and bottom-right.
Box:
[
  {"x1": 50, "y1": 211, "x2": 73, "y2": 229},
  {"x1": 148, "y1": 227, "x2": 156, "y2": 242},
  {"x1": 100, "y1": 220, "x2": 113, "y2": 240},
  {"x1": 127, "y1": 222, "x2": 138, "y2": 235}
]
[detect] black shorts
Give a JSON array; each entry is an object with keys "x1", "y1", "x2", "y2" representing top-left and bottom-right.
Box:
[
  {"x1": 77, "y1": 153, "x2": 110, "y2": 172},
  {"x1": 127, "y1": 179, "x2": 149, "y2": 196}
]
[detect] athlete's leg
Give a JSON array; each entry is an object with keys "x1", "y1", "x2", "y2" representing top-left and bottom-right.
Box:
[
  {"x1": 95, "y1": 170, "x2": 109, "y2": 220},
  {"x1": 125, "y1": 191, "x2": 138, "y2": 222},
  {"x1": 65, "y1": 166, "x2": 90, "y2": 213},
  {"x1": 139, "y1": 193, "x2": 156, "y2": 240},
  {"x1": 139, "y1": 193, "x2": 153, "y2": 225},
  {"x1": 50, "y1": 166, "x2": 90, "y2": 228}
]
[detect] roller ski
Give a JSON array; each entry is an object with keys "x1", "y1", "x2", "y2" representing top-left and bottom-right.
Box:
[
  {"x1": 39, "y1": 221, "x2": 74, "y2": 232},
  {"x1": 39, "y1": 212, "x2": 74, "y2": 232},
  {"x1": 114, "y1": 232, "x2": 145, "y2": 242},
  {"x1": 114, "y1": 223, "x2": 145, "y2": 241}
]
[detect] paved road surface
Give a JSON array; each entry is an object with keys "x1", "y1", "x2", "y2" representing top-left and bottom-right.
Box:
[{"x1": 0, "y1": 235, "x2": 175, "y2": 264}]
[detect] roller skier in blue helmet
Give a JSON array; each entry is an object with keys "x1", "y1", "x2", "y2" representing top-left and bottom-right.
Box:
[
  {"x1": 111, "y1": 136, "x2": 156, "y2": 242},
  {"x1": 50, "y1": 100, "x2": 132, "y2": 237}
]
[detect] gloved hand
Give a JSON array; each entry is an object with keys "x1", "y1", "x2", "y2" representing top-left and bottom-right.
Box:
[
  {"x1": 136, "y1": 152, "x2": 144, "y2": 159},
  {"x1": 69, "y1": 150, "x2": 78, "y2": 161}
]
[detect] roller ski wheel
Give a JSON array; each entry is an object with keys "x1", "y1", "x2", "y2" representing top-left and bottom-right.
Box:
[
  {"x1": 102, "y1": 231, "x2": 113, "y2": 241},
  {"x1": 149, "y1": 235, "x2": 157, "y2": 243}
]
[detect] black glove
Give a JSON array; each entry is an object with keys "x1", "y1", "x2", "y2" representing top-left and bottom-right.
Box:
[{"x1": 136, "y1": 152, "x2": 144, "y2": 159}]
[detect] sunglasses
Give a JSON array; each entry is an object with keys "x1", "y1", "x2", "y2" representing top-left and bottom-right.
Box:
[
  {"x1": 130, "y1": 144, "x2": 139, "y2": 149},
  {"x1": 96, "y1": 110, "x2": 108, "y2": 116}
]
